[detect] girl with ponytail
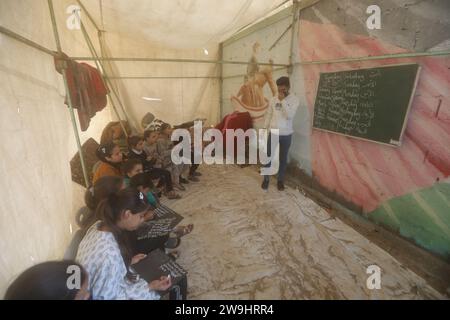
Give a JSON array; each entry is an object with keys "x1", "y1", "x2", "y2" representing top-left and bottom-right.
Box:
[
  {"x1": 92, "y1": 142, "x2": 124, "y2": 185},
  {"x1": 76, "y1": 188, "x2": 171, "y2": 300}
]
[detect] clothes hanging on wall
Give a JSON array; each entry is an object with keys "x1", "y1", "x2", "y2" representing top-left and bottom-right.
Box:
[{"x1": 54, "y1": 53, "x2": 108, "y2": 131}]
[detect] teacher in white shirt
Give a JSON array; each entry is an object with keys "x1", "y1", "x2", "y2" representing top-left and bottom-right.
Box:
[{"x1": 262, "y1": 76, "x2": 299, "y2": 191}]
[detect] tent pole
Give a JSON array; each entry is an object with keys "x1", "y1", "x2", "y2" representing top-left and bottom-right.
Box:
[
  {"x1": 73, "y1": 2, "x2": 131, "y2": 134},
  {"x1": 288, "y1": 0, "x2": 300, "y2": 75},
  {"x1": 76, "y1": 0, "x2": 101, "y2": 31},
  {"x1": 106, "y1": 76, "x2": 221, "y2": 80},
  {"x1": 6, "y1": 19, "x2": 447, "y2": 70},
  {"x1": 78, "y1": 19, "x2": 130, "y2": 137},
  {"x1": 269, "y1": 22, "x2": 292, "y2": 51},
  {"x1": 223, "y1": 3, "x2": 293, "y2": 48},
  {"x1": 70, "y1": 56, "x2": 290, "y2": 67},
  {"x1": 296, "y1": 50, "x2": 450, "y2": 65},
  {"x1": 223, "y1": 66, "x2": 289, "y2": 80},
  {"x1": 47, "y1": 0, "x2": 62, "y2": 52},
  {"x1": 97, "y1": 31, "x2": 118, "y2": 95},
  {"x1": 219, "y1": 43, "x2": 224, "y2": 120},
  {"x1": 47, "y1": 0, "x2": 90, "y2": 188},
  {"x1": 0, "y1": 26, "x2": 55, "y2": 56}
]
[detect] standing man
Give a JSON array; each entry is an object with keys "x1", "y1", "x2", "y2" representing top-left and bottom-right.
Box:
[{"x1": 262, "y1": 76, "x2": 299, "y2": 191}]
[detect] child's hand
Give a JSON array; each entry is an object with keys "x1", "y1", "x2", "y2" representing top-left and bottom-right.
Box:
[
  {"x1": 131, "y1": 254, "x2": 147, "y2": 265},
  {"x1": 144, "y1": 210, "x2": 155, "y2": 221},
  {"x1": 148, "y1": 276, "x2": 172, "y2": 291}
]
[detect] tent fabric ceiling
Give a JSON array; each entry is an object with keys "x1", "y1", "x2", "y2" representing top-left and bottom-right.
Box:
[{"x1": 82, "y1": 0, "x2": 291, "y2": 48}]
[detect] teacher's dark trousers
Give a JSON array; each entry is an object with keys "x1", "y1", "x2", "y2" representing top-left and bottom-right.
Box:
[{"x1": 263, "y1": 133, "x2": 292, "y2": 183}]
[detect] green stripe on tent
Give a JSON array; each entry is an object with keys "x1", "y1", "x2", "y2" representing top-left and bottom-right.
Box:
[{"x1": 369, "y1": 183, "x2": 450, "y2": 258}]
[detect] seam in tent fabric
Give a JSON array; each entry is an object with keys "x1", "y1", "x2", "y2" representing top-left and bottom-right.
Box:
[{"x1": 202, "y1": 0, "x2": 254, "y2": 46}]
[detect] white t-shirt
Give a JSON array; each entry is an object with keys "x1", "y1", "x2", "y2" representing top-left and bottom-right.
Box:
[{"x1": 264, "y1": 94, "x2": 300, "y2": 136}]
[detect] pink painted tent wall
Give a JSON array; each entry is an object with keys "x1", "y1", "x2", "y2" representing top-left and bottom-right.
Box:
[{"x1": 298, "y1": 20, "x2": 450, "y2": 214}]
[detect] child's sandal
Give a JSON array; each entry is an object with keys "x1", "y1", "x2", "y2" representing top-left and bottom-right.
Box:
[
  {"x1": 167, "y1": 251, "x2": 179, "y2": 260},
  {"x1": 172, "y1": 224, "x2": 194, "y2": 238},
  {"x1": 166, "y1": 191, "x2": 181, "y2": 199}
]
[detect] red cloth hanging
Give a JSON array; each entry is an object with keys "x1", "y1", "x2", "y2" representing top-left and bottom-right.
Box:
[{"x1": 54, "y1": 53, "x2": 108, "y2": 131}]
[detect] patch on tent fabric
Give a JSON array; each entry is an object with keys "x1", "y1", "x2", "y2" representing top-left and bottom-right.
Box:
[{"x1": 70, "y1": 138, "x2": 100, "y2": 187}]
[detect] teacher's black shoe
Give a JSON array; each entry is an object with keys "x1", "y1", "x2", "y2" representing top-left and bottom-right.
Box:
[
  {"x1": 277, "y1": 181, "x2": 285, "y2": 191},
  {"x1": 261, "y1": 179, "x2": 269, "y2": 190}
]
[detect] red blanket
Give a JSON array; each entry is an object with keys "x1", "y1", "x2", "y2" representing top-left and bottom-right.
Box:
[
  {"x1": 215, "y1": 111, "x2": 253, "y2": 158},
  {"x1": 54, "y1": 53, "x2": 108, "y2": 131}
]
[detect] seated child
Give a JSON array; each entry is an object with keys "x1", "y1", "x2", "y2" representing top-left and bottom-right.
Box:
[
  {"x1": 4, "y1": 261, "x2": 90, "y2": 300},
  {"x1": 129, "y1": 173, "x2": 194, "y2": 258},
  {"x1": 121, "y1": 159, "x2": 144, "y2": 186},
  {"x1": 127, "y1": 135, "x2": 152, "y2": 171},
  {"x1": 128, "y1": 135, "x2": 181, "y2": 199},
  {"x1": 143, "y1": 129, "x2": 162, "y2": 168},
  {"x1": 124, "y1": 165, "x2": 159, "y2": 209},
  {"x1": 92, "y1": 142, "x2": 124, "y2": 185},
  {"x1": 173, "y1": 126, "x2": 201, "y2": 182},
  {"x1": 77, "y1": 188, "x2": 172, "y2": 300},
  {"x1": 80, "y1": 176, "x2": 126, "y2": 233},
  {"x1": 100, "y1": 121, "x2": 133, "y2": 154},
  {"x1": 156, "y1": 123, "x2": 190, "y2": 191}
]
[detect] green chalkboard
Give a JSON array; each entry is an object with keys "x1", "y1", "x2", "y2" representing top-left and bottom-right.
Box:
[{"x1": 312, "y1": 64, "x2": 420, "y2": 146}]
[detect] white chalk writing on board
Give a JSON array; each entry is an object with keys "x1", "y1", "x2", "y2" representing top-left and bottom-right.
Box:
[{"x1": 314, "y1": 70, "x2": 381, "y2": 134}]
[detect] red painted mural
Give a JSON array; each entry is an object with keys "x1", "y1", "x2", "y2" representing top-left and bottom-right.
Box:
[{"x1": 299, "y1": 21, "x2": 450, "y2": 212}]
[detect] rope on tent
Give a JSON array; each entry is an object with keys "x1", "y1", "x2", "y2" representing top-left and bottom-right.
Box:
[
  {"x1": 94, "y1": 11, "x2": 143, "y2": 132},
  {"x1": 77, "y1": 17, "x2": 130, "y2": 138},
  {"x1": 76, "y1": 1, "x2": 159, "y2": 133},
  {"x1": 229, "y1": 0, "x2": 292, "y2": 44},
  {"x1": 76, "y1": 0, "x2": 101, "y2": 32},
  {"x1": 203, "y1": 0, "x2": 253, "y2": 45},
  {"x1": 47, "y1": 0, "x2": 90, "y2": 188},
  {"x1": 269, "y1": 23, "x2": 293, "y2": 52},
  {"x1": 99, "y1": 0, "x2": 105, "y2": 30},
  {"x1": 72, "y1": 1, "x2": 133, "y2": 135}
]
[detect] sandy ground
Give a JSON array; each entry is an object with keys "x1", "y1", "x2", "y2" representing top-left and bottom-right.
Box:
[{"x1": 161, "y1": 165, "x2": 443, "y2": 299}]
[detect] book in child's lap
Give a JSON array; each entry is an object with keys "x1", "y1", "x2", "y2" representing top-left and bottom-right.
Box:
[
  {"x1": 132, "y1": 249, "x2": 187, "y2": 288},
  {"x1": 136, "y1": 205, "x2": 184, "y2": 239}
]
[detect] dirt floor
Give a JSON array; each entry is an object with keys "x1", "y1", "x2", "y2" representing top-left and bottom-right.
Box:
[{"x1": 161, "y1": 164, "x2": 446, "y2": 299}]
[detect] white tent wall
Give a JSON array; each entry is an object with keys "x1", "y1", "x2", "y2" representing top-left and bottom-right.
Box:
[
  {"x1": 75, "y1": 0, "x2": 291, "y2": 131},
  {"x1": 98, "y1": 32, "x2": 221, "y2": 129},
  {"x1": 0, "y1": 0, "x2": 114, "y2": 296}
]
